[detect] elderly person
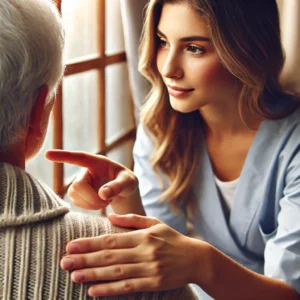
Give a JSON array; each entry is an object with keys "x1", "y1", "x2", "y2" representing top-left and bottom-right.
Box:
[{"x1": 0, "y1": 1, "x2": 197, "y2": 299}]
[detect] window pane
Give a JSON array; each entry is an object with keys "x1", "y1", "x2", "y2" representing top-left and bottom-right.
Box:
[
  {"x1": 106, "y1": 140, "x2": 134, "y2": 169},
  {"x1": 62, "y1": 0, "x2": 99, "y2": 61},
  {"x1": 26, "y1": 120, "x2": 54, "y2": 187},
  {"x1": 105, "y1": 0, "x2": 125, "y2": 55},
  {"x1": 63, "y1": 70, "x2": 99, "y2": 182},
  {"x1": 105, "y1": 62, "x2": 134, "y2": 144}
]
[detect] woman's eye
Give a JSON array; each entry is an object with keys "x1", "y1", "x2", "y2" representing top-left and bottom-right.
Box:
[
  {"x1": 187, "y1": 45, "x2": 204, "y2": 54},
  {"x1": 158, "y1": 38, "x2": 168, "y2": 48}
]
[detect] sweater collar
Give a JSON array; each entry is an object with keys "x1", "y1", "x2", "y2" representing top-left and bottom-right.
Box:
[{"x1": 0, "y1": 163, "x2": 69, "y2": 227}]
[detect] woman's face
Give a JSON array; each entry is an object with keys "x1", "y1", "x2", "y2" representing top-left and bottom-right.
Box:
[{"x1": 156, "y1": 2, "x2": 239, "y2": 113}]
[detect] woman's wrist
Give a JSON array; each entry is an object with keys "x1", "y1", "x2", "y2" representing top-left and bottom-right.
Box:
[
  {"x1": 187, "y1": 237, "x2": 214, "y2": 288},
  {"x1": 110, "y1": 190, "x2": 146, "y2": 216}
]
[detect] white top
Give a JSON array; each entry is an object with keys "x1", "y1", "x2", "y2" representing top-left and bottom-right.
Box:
[{"x1": 215, "y1": 176, "x2": 239, "y2": 210}]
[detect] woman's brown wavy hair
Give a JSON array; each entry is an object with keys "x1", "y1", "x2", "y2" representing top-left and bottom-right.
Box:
[{"x1": 138, "y1": 0, "x2": 298, "y2": 215}]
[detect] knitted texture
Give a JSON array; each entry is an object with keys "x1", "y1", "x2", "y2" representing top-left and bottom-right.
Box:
[{"x1": 0, "y1": 163, "x2": 198, "y2": 300}]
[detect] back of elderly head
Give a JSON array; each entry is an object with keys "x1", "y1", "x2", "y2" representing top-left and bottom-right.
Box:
[{"x1": 0, "y1": 0, "x2": 64, "y2": 163}]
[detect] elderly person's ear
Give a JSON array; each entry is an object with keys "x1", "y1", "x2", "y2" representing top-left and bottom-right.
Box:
[{"x1": 28, "y1": 85, "x2": 50, "y2": 139}]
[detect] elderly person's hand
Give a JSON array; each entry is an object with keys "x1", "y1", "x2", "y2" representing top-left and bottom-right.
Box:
[
  {"x1": 60, "y1": 214, "x2": 205, "y2": 297},
  {"x1": 46, "y1": 150, "x2": 143, "y2": 213}
]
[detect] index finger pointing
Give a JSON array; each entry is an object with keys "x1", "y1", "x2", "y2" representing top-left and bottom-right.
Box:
[{"x1": 45, "y1": 150, "x2": 107, "y2": 170}]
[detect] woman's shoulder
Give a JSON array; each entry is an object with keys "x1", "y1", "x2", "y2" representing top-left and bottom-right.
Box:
[
  {"x1": 259, "y1": 106, "x2": 300, "y2": 162},
  {"x1": 265, "y1": 106, "x2": 300, "y2": 135}
]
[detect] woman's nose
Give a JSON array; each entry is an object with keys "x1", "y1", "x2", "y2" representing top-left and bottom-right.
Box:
[{"x1": 161, "y1": 52, "x2": 183, "y2": 79}]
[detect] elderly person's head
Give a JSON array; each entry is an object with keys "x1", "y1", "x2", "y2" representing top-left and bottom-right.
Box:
[{"x1": 0, "y1": 0, "x2": 64, "y2": 167}]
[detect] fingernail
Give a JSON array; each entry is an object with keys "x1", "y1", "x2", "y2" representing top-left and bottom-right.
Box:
[
  {"x1": 102, "y1": 186, "x2": 112, "y2": 199},
  {"x1": 62, "y1": 258, "x2": 74, "y2": 270},
  {"x1": 67, "y1": 243, "x2": 80, "y2": 254},
  {"x1": 73, "y1": 272, "x2": 85, "y2": 282}
]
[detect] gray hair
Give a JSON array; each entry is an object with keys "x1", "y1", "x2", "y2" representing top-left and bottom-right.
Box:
[{"x1": 0, "y1": 0, "x2": 65, "y2": 149}]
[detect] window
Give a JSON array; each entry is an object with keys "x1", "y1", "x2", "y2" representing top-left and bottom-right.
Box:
[{"x1": 27, "y1": 0, "x2": 136, "y2": 210}]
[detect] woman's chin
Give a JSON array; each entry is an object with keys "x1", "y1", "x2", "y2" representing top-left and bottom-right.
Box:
[{"x1": 170, "y1": 99, "x2": 198, "y2": 113}]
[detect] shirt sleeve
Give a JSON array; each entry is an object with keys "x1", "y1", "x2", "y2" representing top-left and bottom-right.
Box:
[
  {"x1": 263, "y1": 149, "x2": 300, "y2": 294},
  {"x1": 133, "y1": 125, "x2": 187, "y2": 235}
]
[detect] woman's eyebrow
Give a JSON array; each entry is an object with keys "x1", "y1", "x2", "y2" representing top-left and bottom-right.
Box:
[{"x1": 157, "y1": 28, "x2": 210, "y2": 42}]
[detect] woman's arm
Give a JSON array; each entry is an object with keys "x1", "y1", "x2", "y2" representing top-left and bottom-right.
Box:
[
  {"x1": 192, "y1": 240, "x2": 300, "y2": 300},
  {"x1": 110, "y1": 190, "x2": 145, "y2": 215}
]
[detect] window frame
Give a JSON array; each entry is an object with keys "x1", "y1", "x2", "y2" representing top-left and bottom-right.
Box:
[{"x1": 53, "y1": 0, "x2": 136, "y2": 197}]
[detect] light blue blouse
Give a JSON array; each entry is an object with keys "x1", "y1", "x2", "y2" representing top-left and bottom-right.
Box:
[{"x1": 133, "y1": 108, "x2": 300, "y2": 296}]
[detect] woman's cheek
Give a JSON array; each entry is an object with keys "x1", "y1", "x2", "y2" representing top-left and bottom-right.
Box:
[{"x1": 200, "y1": 59, "x2": 237, "y2": 91}]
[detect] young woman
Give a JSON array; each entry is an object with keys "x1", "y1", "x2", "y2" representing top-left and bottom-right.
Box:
[{"x1": 47, "y1": 0, "x2": 300, "y2": 299}]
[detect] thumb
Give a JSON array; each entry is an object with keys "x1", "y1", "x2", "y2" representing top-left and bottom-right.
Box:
[
  {"x1": 108, "y1": 214, "x2": 161, "y2": 229},
  {"x1": 98, "y1": 170, "x2": 138, "y2": 200}
]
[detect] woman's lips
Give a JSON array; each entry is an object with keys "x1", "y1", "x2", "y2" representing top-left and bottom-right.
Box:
[{"x1": 167, "y1": 85, "x2": 194, "y2": 97}]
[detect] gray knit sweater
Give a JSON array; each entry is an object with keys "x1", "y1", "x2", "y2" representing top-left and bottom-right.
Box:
[{"x1": 0, "y1": 163, "x2": 198, "y2": 300}]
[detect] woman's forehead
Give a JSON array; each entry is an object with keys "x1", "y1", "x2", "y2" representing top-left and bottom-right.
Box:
[{"x1": 157, "y1": 3, "x2": 210, "y2": 38}]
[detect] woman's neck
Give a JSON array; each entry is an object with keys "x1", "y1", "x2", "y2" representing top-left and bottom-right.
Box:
[{"x1": 199, "y1": 102, "x2": 263, "y2": 139}]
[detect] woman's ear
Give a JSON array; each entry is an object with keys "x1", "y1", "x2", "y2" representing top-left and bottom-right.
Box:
[{"x1": 28, "y1": 85, "x2": 50, "y2": 139}]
